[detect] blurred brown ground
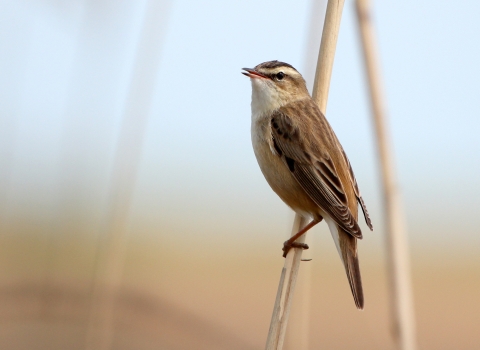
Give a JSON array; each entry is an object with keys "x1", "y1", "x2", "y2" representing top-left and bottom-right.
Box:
[{"x1": 0, "y1": 226, "x2": 479, "y2": 350}]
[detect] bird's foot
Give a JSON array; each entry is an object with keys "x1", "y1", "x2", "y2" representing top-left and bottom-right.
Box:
[{"x1": 282, "y1": 240, "x2": 309, "y2": 258}]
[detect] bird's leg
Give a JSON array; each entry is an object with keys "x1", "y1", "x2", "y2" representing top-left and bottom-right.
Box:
[{"x1": 282, "y1": 218, "x2": 322, "y2": 258}]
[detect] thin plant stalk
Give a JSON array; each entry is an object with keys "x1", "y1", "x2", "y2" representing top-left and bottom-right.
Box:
[
  {"x1": 265, "y1": 1, "x2": 345, "y2": 349},
  {"x1": 265, "y1": 215, "x2": 308, "y2": 350},
  {"x1": 84, "y1": 1, "x2": 171, "y2": 349},
  {"x1": 354, "y1": 0, "x2": 416, "y2": 349},
  {"x1": 312, "y1": 0, "x2": 346, "y2": 111}
]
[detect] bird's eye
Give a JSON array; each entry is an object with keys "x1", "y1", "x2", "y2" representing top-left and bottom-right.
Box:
[{"x1": 276, "y1": 72, "x2": 285, "y2": 80}]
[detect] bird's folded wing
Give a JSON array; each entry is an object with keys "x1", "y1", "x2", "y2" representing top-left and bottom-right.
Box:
[
  {"x1": 338, "y1": 144, "x2": 373, "y2": 230},
  {"x1": 271, "y1": 110, "x2": 362, "y2": 239}
]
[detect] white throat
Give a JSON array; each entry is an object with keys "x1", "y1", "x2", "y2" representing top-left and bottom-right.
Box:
[{"x1": 250, "y1": 78, "x2": 283, "y2": 120}]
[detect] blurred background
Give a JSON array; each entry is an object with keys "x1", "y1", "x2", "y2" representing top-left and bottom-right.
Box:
[{"x1": 1, "y1": 0, "x2": 479, "y2": 349}]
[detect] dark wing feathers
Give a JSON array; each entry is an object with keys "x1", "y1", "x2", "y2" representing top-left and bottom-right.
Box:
[
  {"x1": 296, "y1": 163, "x2": 360, "y2": 235},
  {"x1": 339, "y1": 146, "x2": 374, "y2": 231},
  {"x1": 271, "y1": 109, "x2": 363, "y2": 239}
]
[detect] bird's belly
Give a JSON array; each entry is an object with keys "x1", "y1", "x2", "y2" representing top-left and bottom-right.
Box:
[{"x1": 252, "y1": 135, "x2": 318, "y2": 219}]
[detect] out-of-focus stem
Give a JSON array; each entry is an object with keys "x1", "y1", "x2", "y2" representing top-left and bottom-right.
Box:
[
  {"x1": 84, "y1": 1, "x2": 171, "y2": 349},
  {"x1": 355, "y1": 0, "x2": 416, "y2": 349}
]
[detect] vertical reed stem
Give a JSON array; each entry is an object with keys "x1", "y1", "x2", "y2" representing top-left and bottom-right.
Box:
[{"x1": 355, "y1": 1, "x2": 416, "y2": 349}]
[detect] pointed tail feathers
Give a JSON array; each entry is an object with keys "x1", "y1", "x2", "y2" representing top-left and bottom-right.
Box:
[{"x1": 339, "y1": 227, "x2": 364, "y2": 309}]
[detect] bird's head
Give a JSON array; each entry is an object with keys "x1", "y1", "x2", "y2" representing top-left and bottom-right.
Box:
[{"x1": 242, "y1": 60, "x2": 309, "y2": 115}]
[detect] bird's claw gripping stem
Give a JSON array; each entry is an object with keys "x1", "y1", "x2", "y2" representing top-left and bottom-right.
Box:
[{"x1": 282, "y1": 240, "x2": 309, "y2": 258}]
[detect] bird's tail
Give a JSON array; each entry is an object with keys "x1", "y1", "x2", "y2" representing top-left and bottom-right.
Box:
[
  {"x1": 325, "y1": 218, "x2": 365, "y2": 309},
  {"x1": 338, "y1": 227, "x2": 364, "y2": 309}
]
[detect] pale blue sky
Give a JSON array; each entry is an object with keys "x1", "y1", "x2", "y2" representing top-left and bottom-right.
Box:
[{"x1": 1, "y1": 0, "x2": 479, "y2": 255}]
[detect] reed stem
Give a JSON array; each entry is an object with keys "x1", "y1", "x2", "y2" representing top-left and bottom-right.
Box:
[
  {"x1": 265, "y1": 1, "x2": 346, "y2": 348},
  {"x1": 355, "y1": 0, "x2": 416, "y2": 349}
]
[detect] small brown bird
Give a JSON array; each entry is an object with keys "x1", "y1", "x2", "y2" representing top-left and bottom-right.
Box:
[{"x1": 243, "y1": 60, "x2": 373, "y2": 309}]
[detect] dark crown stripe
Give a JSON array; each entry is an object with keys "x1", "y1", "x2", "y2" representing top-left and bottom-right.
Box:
[{"x1": 254, "y1": 60, "x2": 298, "y2": 71}]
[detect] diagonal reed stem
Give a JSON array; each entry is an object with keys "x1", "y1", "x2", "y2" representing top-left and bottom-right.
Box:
[
  {"x1": 354, "y1": 1, "x2": 417, "y2": 349},
  {"x1": 84, "y1": 2, "x2": 171, "y2": 349},
  {"x1": 265, "y1": 1, "x2": 345, "y2": 349}
]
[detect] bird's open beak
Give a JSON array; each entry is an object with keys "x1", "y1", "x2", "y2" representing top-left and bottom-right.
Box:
[{"x1": 242, "y1": 68, "x2": 268, "y2": 79}]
